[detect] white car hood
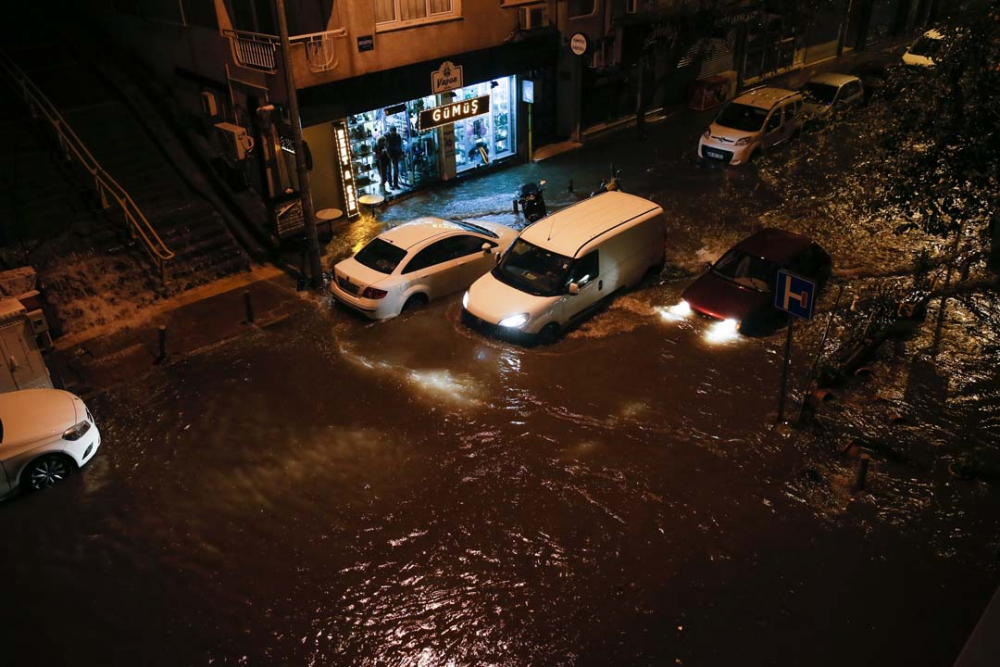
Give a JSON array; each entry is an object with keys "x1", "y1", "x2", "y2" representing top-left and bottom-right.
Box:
[
  {"x1": 466, "y1": 272, "x2": 559, "y2": 324},
  {"x1": 0, "y1": 389, "x2": 78, "y2": 451},
  {"x1": 707, "y1": 122, "x2": 755, "y2": 143},
  {"x1": 334, "y1": 257, "x2": 395, "y2": 290}
]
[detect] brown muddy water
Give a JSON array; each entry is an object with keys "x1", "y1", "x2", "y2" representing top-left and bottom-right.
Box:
[{"x1": 4, "y1": 96, "x2": 1000, "y2": 667}]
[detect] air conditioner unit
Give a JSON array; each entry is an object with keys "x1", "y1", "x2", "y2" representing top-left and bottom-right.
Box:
[
  {"x1": 200, "y1": 91, "x2": 219, "y2": 117},
  {"x1": 214, "y1": 122, "x2": 255, "y2": 161},
  {"x1": 519, "y1": 5, "x2": 549, "y2": 30}
]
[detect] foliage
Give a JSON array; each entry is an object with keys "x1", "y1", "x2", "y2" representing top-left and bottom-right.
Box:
[{"x1": 865, "y1": 1, "x2": 1000, "y2": 238}]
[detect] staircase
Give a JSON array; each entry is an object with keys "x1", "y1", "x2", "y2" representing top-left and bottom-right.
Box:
[{"x1": 4, "y1": 43, "x2": 250, "y2": 291}]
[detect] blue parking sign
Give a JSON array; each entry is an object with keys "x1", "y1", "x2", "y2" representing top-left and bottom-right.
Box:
[{"x1": 774, "y1": 270, "x2": 816, "y2": 320}]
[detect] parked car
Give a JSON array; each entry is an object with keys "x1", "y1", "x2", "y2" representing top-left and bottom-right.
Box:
[
  {"x1": 330, "y1": 217, "x2": 517, "y2": 319},
  {"x1": 680, "y1": 228, "x2": 832, "y2": 335},
  {"x1": 801, "y1": 73, "x2": 864, "y2": 120},
  {"x1": 0, "y1": 388, "x2": 101, "y2": 498},
  {"x1": 462, "y1": 191, "x2": 665, "y2": 344},
  {"x1": 902, "y1": 29, "x2": 944, "y2": 68},
  {"x1": 698, "y1": 87, "x2": 804, "y2": 166},
  {"x1": 849, "y1": 60, "x2": 894, "y2": 105}
]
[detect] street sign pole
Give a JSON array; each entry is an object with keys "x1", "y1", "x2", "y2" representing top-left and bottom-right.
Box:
[
  {"x1": 776, "y1": 316, "x2": 793, "y2": 423},
  {"x1": 773, "y1": 270, "x2": 817, "y2": 424}
]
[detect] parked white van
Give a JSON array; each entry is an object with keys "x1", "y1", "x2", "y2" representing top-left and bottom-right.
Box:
[{"x1": 461, "y1": 191, "x2": 665, "y2": 343}]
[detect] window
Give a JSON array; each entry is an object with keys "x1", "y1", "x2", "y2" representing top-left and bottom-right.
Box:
[
  {"x1": 375, "y1": 0, "x2": 456, "y2": 28},
  {"x1": 493, "y1": 239, "x2": 575, "y2": 297},
  {"x1": 716, "y1": 103, "x2": 769, "y2": 132},
  {"x1": 571, "y1": 251, "x2": 599, "y2": 286},
  {"x1": 403, "y1": 237, "x2": 464, "y2": 273},
  {"x1": 451, "y1": 235, "x2": 495, "y2": 257},
  {"x1": 567, "y1": 0, "x2": 594, "y2": 18},
  {"x1": 355, "y1": 238, "x2": 408, "y2": 274},
  {"x1": 765, "y1": 112, "x2": 782, "y2": 132}
]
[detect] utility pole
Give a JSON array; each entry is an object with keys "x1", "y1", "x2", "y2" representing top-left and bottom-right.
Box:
[{"x1": 276, "y1": 0, "x2": 323, "y2": 289}]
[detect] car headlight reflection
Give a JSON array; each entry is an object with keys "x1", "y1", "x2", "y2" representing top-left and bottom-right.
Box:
[
  {"x1": 705, "y1": 318, "x2": 741, "y2": 344},
  {"x1": 498, "y1": 313, "x2": 529, "y2": 328},
  {"x1": 660, "y1": 299, "x2": 693, "y2": 322},
  {"x1": 462, "y1": 291, "x2": 469, "y2": 309}
]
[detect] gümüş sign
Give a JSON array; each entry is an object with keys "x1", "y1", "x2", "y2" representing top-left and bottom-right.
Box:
[
  {"x1": 431, "y1": 60, "x2": 463, "y2": 94},
  {"x1": 419, "y1": 95, "x2": 490, "y2": 131}
]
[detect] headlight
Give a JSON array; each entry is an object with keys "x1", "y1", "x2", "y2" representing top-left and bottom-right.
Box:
[
  {"x1": 498, "y1": 313, "x2": 529, "y2": 328},
  {"x1": 735, "y1": 137, "x2": 752, "y2": 146},
  {"x1": 702, "y1": 129, "x2": 711, "y2": 138},
  {"x1": 462, "y1": 291, "x2": 469, "y2": 309},
  {"x1": 63, "y1": 420, "x2": 92, "y2": 441}
]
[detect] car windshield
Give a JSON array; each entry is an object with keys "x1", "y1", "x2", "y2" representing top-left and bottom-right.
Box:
[
  {"x1": 447, "y1": 219, "x2": 499, "y2": 239},
  {"x1": 354, "y1": 238, "x2": 407, "y2": 274},
  {"x1": 715, "y1": 103, "x2": 769, "y2": 132},
  {"x1": 712, "y1": 249, "x2": 780, "y2": 293},
  {"x1": 909, "y1": 35, "x2": 942, "y2": 57},
  {"x1": 493, "y1": 238, "x2": 574, "y2": 297},
  {"x1": 802, "y1": 82, "x2": 839, "y2": 105}
]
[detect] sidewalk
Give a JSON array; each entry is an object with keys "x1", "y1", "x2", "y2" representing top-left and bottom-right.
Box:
[{"x1": 48, "y1": 267, "x2": 305, "y2": 398}]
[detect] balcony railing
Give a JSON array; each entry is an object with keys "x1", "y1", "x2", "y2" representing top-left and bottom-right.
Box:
[
  {"x1": 223, "y1": 29, "x2": 280, "y2": 73},
  {"x1": 0, "y1": 48, "x2": 175, "y2": 282},
  {"x1": 224, "y1": 28, "x2": 347, "y2": 74}
]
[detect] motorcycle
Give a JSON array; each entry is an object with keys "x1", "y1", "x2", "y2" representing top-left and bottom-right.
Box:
[
  {"x1": 515, "y1": 180, "x2": 547, "y2": 223},
  {"x1": 591, "y1": 164, "x2": 624, "y2": 197}
]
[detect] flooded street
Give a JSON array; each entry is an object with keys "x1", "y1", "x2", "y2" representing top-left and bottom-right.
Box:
[{"x1": 4, "y1": 112, "x2": 1000, "y2": 666}]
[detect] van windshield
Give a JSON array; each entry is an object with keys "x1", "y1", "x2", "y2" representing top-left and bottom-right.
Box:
[
  {"x1": 715, "y1": 103, "x2": 769, "y2": 132},
  {"x1": 492, "y1": 238, "x2": 574, "y2": 297}
]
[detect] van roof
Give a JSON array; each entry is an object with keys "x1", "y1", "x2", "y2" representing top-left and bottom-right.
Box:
[
  {"x1": 734, "y1": 86, "x2": 800, "y2": 110},
  {"x1": 520, "y1": 191, "x2": 662, "y2": 258}
]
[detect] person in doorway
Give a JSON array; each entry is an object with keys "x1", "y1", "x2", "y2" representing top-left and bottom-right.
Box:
[
  {"x1": 375, "y1": 134, "x2": 391, "y2": 193},
  {"x1": 386, "y1": 126, "x2": 404, "y2": 189}
]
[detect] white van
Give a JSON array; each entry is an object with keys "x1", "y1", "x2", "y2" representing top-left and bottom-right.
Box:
[{"x1": 461, "y1": 191, "x2": 665, "y2": 343}]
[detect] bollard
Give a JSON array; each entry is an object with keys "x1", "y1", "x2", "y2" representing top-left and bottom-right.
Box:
[
  {"x1": 568, "y1": 179, "x2": 574, "y2": 193},
  {"x1": 854, "y1": 453, "x2": 870, "y2": 491},
  {"x1": 156, "y1": 325, "x2": 168, "y2": 363},
  {"x1": 243, "y1": 290, "x2": 255, "y2": 324},
  {"x1": 512, "y1": 197, "x2": 519, "y2": 215}
]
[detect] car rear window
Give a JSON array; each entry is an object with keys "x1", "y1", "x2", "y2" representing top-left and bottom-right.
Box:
[
  {"x1": 803, "y1": 82, "x2": 838, "y2": 105},
  {"x1": 355, "y1": 238, "x2": 407, "y2": 274}
]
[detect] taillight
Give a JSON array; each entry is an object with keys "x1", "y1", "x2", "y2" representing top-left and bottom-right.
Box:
[{"x1": 361, "y1": 287, "x2": 388, "y2": 299}]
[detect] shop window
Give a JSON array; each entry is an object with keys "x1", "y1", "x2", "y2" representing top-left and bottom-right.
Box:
[
  {"x1": 375, "y1": 0, "x2": 457, "y2": 28},
  {"x1": 567, "y1": 0, "x2": 595, "y2": 18}
]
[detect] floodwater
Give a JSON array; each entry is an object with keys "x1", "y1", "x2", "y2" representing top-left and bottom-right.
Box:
[{"x1": 4, "y1": 103, "x2": 1000, "y2": 666}]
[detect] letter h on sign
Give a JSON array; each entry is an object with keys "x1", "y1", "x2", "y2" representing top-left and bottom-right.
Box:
[{"x1": 774, "y1": 270, "x2": 816, "y2": 320}]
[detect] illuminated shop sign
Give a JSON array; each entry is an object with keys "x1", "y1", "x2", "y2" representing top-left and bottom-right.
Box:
[
  {"x1": 418, "y1": 95, "x2": 490, "y2": 131},
  {"x1": 333, "y1": 121, "x2": 359, "y2": 217}
]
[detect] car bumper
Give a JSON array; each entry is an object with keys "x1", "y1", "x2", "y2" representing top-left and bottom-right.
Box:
[
  {"x1": 698, "y1": 138, "x2": 752, "y2": 165},
  {"x1": 64, "y1": 424, "x2": 102, "y2": 468},
  {"x1": 330, "y1": 282, "x2": 394, "y2": 319}
]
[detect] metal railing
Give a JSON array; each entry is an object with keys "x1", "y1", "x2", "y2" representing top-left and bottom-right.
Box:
[
  {"x1": 222, "y1": 29, "x2": 280, "y2": 73},
  {"x1": 290, "y1": 28, "x2": 346, "y2": 72},
  {"x1": 0, "y1": 49, "x2": 175, "y2": 281}
]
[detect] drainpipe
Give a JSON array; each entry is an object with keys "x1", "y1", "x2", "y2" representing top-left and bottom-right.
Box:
[{"x1": 276, "y1": 0, "x2": 323, "y2": 290}]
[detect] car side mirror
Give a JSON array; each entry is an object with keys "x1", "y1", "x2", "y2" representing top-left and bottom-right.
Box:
[
  {"x1": 481, "y1": 242, "x2": 492, "y2": 253},
  {"x1": 568, "y1": 282, "x2": 580, "y2": 295},
  {"x1": 495, "y1": 252, "x2": 502, "y2": 265},
  {"x1": 705, "y1": 261, "x2": 713, "y2": 270}
]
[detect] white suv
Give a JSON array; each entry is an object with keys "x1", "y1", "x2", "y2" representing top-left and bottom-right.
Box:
[{"x1": 698, "y1": 87, "x2": 804, "y2": 166}]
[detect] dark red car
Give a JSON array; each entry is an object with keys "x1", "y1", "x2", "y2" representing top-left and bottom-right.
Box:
[{"x1": 681, "y1": 228, "x2": 832, "y2": 335}]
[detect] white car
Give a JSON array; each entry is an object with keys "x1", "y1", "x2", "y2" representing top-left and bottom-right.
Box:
[
  {"x1": 698, "y1": 87, "x2": 804, "y2": 166},
  {"x1": 0, "y1": 388, "x2": 101, "y2": 498},
  {"x1": 801, "y1": 73, "x2": 864, "y2": 119},
  {"x1": 902, "y1": 29, "x2": 943, "y2": 68},
  {"x1": 331, "y1": 217, "x2": 517, "y2": 319}
]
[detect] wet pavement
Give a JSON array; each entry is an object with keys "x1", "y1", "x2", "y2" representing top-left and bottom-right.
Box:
[{"x1": 5, "y1": 77, "x2": 1000, "y2": 666}]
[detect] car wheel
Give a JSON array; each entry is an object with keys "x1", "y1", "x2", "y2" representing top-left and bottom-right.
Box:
[
  {"x1": 22, "y1": 454, "x2": 76, "y2": 492},
  {"x1": 402, "y1": 294, "x2": 428, "y2": 313},
  {"x1": 538, "y1": 323, "x2": 561, "y2": 345}
]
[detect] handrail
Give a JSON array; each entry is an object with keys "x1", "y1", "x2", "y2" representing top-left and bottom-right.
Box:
[{"x1": 0, "y1": 49, "x2": 175, "y2": 281}]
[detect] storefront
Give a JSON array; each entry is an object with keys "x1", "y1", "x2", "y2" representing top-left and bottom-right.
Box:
[
  {"x1": 298, "y1": 35, "x2": 557, "y2": 220},
  {"x1": 335, "y1": 75, "x2": 518, "y2": 207}
]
